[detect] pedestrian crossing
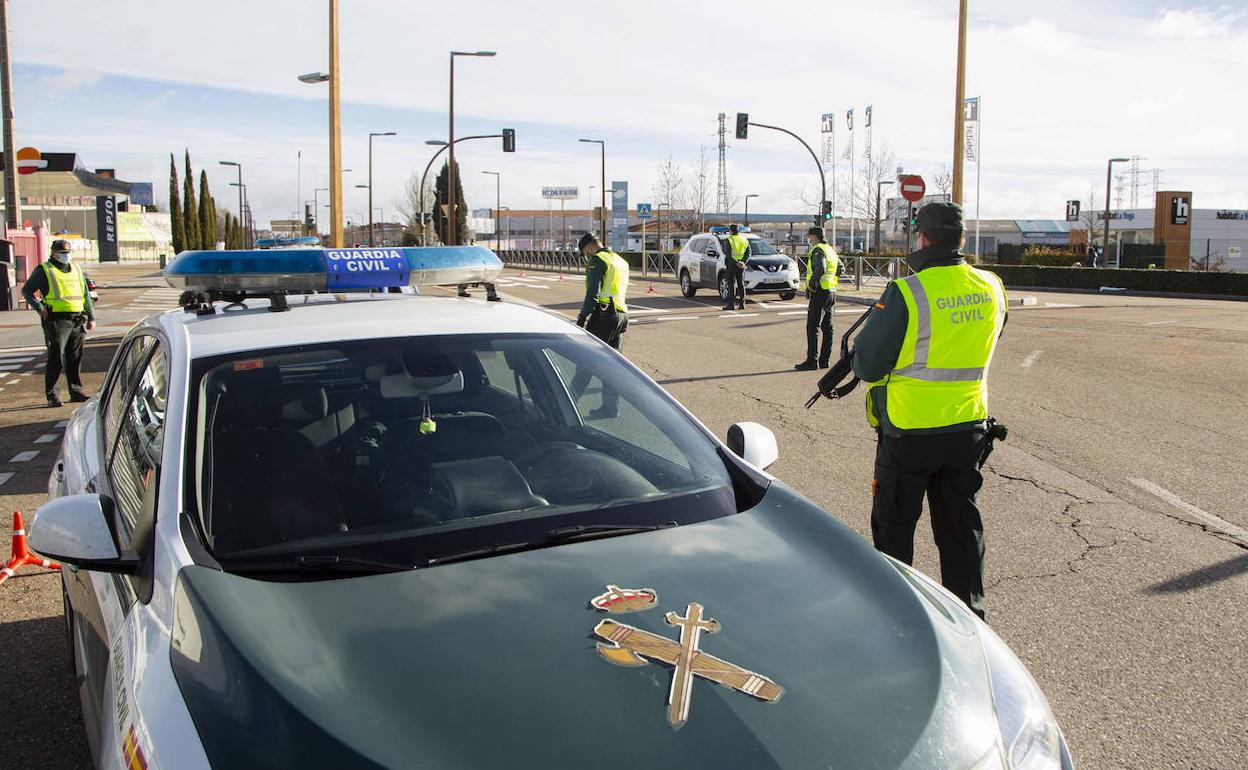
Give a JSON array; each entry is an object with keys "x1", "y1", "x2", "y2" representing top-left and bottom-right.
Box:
[{"x1": 120, "y1": 287, "x2": 184, "y2": 315}]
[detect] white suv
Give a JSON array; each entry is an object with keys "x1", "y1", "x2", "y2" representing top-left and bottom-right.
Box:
[{"x1": 677, "y1": 229, "x2": 800, "y2": 302}]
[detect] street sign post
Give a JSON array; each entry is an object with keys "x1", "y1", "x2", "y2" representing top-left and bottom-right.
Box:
[
  {"x1": 899, "y1": 175, "x2": 926, "y2": 203},
  {"x1": 636, "y1": 203, "x2": 652, "y2": 219}
]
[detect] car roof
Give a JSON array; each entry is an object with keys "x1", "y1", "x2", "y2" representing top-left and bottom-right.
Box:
[{"x1": 151, "y1": 294, "x2": 575, "y2": 359}]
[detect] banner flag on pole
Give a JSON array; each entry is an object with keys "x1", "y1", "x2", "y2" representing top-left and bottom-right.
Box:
[
  {"x1": 842, "y1": 109, "x2": 853, "y2": 160},
  {"x1": 963, "y1": 97, "x2": 979, "y2": 164},
  {"x1": 863, "y1": 105, "x2": 873, "y2": 162},
  {"x1": 821, "y1": 112, "x2": 835, "y2": 164}
]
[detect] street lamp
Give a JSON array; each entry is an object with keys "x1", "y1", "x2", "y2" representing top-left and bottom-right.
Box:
[
  {"x1": 230, "y1": 182, "x2": 249, "y2": 247},
  {"x1": 482, "y1": 171, "x2": 501, "y2": 251},
  {"x1": 579, "y1": 139, "x2": 607, "y2": 240},
  {"x1": 448, "y1": 50, "x2": 497, "y2": 246},
  {"x1": 218, "y1": 161, "x2": 243, "y2": 229},
  {"x1": 367, "y1": 131, "x2": 397, "y2": 246},
  {"x1": 874, "y1": 180, "x2": 895, "y2": 258},
  {"x1": 744, "y1": 193, "x2": 759, "y2": 226},
  {"x1": 1103, "y1": 157, "x2": 1130, "y2": 268},
  {"x1": 499, "y1": 206, "x2": 511, "y2": 249},
  {"x1": 294, "y1": 2, "x2": 344, "y2": 246}
]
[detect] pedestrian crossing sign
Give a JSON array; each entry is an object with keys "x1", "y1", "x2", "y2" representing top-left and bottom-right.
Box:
[{"x1": 636, "y1": 203, "x2": 653, "y2": 219}]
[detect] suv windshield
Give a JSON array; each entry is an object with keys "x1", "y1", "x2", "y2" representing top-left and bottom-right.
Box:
[
  {"x1": 187, "y1": 334, "x2": 739, "y2": 569},
  {"x1": 746, "y1": 238, "x2": 779, "y2": 255}
]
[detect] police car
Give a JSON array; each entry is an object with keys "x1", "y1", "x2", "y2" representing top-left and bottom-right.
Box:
[
  {"x1": 31, "y1": 246, "x2": 1073, "y2": 769},
  {"x1": 677, "y1": 227, "x2": 801, "y2": 302}
]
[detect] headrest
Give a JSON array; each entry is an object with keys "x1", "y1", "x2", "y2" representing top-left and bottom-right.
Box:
[
  {"x1": 381, "y1": 371, "x2": 464, "y2": 398},
  {"x1": 281, "y1": 383, "x2": 329, "y2": 422}
]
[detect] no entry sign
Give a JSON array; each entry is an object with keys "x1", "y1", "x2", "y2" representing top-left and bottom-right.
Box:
[{"x1": 899, "y1": 175, "x2": 926, "y2": 202}]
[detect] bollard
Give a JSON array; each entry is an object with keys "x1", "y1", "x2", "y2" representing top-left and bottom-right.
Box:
[{"x1": 159, "y1": 252, "x2": 167, "y2": 269}]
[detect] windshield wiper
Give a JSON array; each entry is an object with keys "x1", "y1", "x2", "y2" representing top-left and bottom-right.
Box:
[
  {"x1": 224, "y1": 554, "x2": 417, "y2": 576},
  {"x1": 426, "y1": 522, "x2": 677, "y2": 567}
]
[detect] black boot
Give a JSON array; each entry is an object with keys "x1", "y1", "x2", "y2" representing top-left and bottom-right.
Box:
[{"x1": 793, "y1": 360, "x2": 818, "y2": 371}]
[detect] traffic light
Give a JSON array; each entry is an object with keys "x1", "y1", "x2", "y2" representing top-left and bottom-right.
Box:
[
  {"x1": 304, "y1": 203, "x2": 314, "y2": 227},
  {"x1": 735, "y1": 113, "x2": 749, "y2": 140},
  {"x1": 502, "y1": 128, "x2": 516, "y2": 153},
  {"x1": 821, "y1": 200, "x2": 832, "y2": 221},
  {"x1": 909, "y1": 205, "x2": 918, "y2": 229}
]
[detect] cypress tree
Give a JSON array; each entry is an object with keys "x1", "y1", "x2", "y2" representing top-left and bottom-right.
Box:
[
  {"x1": 183, "y1": 151, "x2": 201, "y2": 249},
  {"x1": 169, "y1": 154, "x2": 186, "y2": 253},
  {"x1": 222, "y1": 212, "x2": 233, "y2": 249},
  {"x1": 433, "y1": 159, "x2": 468, "y2": 246},
  {"x1": 198, "y1": 171, "x2": 217, "y2": 247}
]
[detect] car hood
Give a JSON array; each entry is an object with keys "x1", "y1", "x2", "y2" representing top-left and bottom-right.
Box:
[
  {"x1": 744, "y1": 256, "x2": 790, "y2": 269},
  {"x1": 170, "y1": 483, "x2": 1000, "y2": 770}
]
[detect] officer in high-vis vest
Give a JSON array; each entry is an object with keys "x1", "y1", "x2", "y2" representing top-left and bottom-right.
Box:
[
  {"x1": 21, "y1": 240, "x2": 96, "y2": 407},
  {"x1": 722, "y1": 223, "x2": 751, "y2": 310},
  {"x1": 572, "y1": 232, "x2": 630, "y2": 418},
  {"x1": 850, "y1": 203, "x2": 1007, "y2": 620},
  {"x1": 795, "y1": 226, "x2": 840, "y2": 371}
]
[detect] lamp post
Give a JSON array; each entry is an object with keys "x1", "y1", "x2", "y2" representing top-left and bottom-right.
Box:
[
  {"x1": 355, "y1": 183, "x2": 370, "y2": 242},
  {"x1": 874, "y1": 180, "x2": 895, "y2": 258},
  {"x1": 482, "y1": 171, "x2": 500, "y2": 251},
  {"x1": 743, "y1": 193, "x2": 759, "y2": 226},
  {"x1": 448, "y1": 50, "x2": 496, "y2": 246},
  {"x1": 373, "y1": 207, "x2": 384, "y2": 244},
  {"x1": 295, "y1": 5, "x2": 340, "y2": 244},
  {"x1": 499, "y1": 206, "x2": 511, "y2": 250},
  {"x1": 579, "y1": 139, "x2": 606, "y2": 239},
  {"x1": 230, "y1": 182, "x2": 249, "y2": 247},
  {"x1": 1103, "y1": 157, "x2": 1130, "y2": 268},
  {"x1": 419, "y1": 134, "x2": 503, "y2": 245},
  {"x1": 218, "y1": 161, "x2": 243, "y2": 229},
  {"x1": 367, "y1": 131, "x2": 396, "y2": 246},
  {"x1": 951, "y1": 0, "x2": 968, "y2": 204}
]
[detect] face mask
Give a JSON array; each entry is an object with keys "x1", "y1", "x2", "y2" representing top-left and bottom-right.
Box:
[{"x1": 54, "y1": 252, "x2": 72, "y2": 264}]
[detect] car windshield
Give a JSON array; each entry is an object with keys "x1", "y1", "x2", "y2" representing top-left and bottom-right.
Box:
[
  {"x1": 186, "y1": 333, "x2": 739, "y2": 568},
  {"x1": 746, "y1": 238, "x2": 779, "y2": 255}
]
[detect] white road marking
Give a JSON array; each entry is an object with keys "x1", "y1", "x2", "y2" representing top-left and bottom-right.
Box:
[
  {"x1": 715, "y1": 312, "x2": 759, "y2": 318},
  {"x1": 0, "y1": 365, "x2": 22, "y2": 371},
  {"x1": 1143, "y1": 319, "x2": 1180, "y2": 326},
  {"x1": 0, "y1": 472, "x2": 12, "y2": 487},
  {"x1": 777, "y1": 311, "x2": 808, "y2": 316},
  {"x1": 1041, "y1": 302, "x2": 1082, "y2": 309},
  {"x1": 9, "y1": 450, "x2": 39, "y2": 463},
  {"x1": 626, "y1": 304, "x2": 670, "y2": 316},
  {"x1": 1022, "y1": 350, "x2": 1042, "y2": 368},
  {"x1": 1129, "y1": 478, "x2": 1248, "y2": 545},
  {"x1": 835, "y1": 307, "x2": 868, "y2": 314},
  {"x1": 0, "y1": 355, "x2": 35, "y2": 363},
  {"x1": 55, "y1": 420, "x2": 69, "y2": 428},
  {"x1": 652, "y1": 315, "x2": 700, "y2": 322},
  {"x1": 34, "y1": 434, "x2": 59, "y2": 444}
]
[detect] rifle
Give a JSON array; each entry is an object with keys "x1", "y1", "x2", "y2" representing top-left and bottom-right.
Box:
[{"x1": 804, "y1": 305, "x2": 873, "y2": 409}]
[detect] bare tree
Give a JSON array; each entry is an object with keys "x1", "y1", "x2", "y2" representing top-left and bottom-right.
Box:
[
  {"x1": 933, "y1": 164, "x2": 952, "y2": 195},
  {"x1": 676, "y1": 144, "x2": 713, "y2": 232},
  {"x1": 394, "y1": 169, "x2": 438, "y2": 245},
  {"x1": 652, "y1": 156, "x2": 685, "y2": 212},
  {"x1": 833, "y1": 142, "x2": 898, "y2": 247}
]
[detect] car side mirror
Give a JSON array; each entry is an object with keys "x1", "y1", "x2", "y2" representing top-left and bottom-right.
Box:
[
  {"x1": 706, "y1": 249, "x2": 717, "y2": 257},
  {"x1": 726, "y1": 422, "x2": 779, "y2": 470},
  {"x1": 29, "y1": 494, "x2": 140, "y2": 574}
]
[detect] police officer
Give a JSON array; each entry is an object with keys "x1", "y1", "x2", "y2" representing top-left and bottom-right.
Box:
[
  {"x1": 849, "y1": 202, "x2": 1007, "y2": 620},
  {"x1": 794, "y1": 226, "x2": 839, "y2": 371},
  {"x1": 572, "y1": 232, "x2": 629, "y2": 418},
  {"x1": 722, "y1": 224, "x2": 750, "y2": 310},
  {"x1": 21, "y1": 240, "x2": 96, "y2": 407}
]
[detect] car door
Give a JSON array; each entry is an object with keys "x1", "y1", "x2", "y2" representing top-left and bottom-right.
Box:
[
  {"x1": 699, "y1": 238, "x2": 720, "y2": 286},
  {"x1": 70, "y1": 335, "x2": 168, "y2": 754}
]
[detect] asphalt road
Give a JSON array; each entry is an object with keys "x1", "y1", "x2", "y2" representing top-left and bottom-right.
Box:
[{"x1": 1, "y1": 263, "x2": 1245, "y2": 769}]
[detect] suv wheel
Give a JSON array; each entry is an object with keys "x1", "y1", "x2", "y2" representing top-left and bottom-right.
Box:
[
  {"x1": 680, "y1": 270, "x2": 697, "y2": 298},
  {"x1": 718, "y1": 273, "x2": 731, "y2": 303},
  {"x1": 779, "y1": 290, "x2": 797, "y2": 301}
]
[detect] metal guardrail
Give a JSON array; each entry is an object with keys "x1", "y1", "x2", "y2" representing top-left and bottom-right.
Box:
[{"x1": 497, "y1": 250, "x2": 680, "y2": 279}]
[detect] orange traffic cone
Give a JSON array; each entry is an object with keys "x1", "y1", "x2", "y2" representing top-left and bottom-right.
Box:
[
  {"x1": 557, "y1": 271, "x2": 565, "y2": 282},
  {"x1": 646, "y1": 281, "x2": 658, "y2": 294},
  {"x1": 0, "y1": 512, "x2": 60, "y2": 587}
]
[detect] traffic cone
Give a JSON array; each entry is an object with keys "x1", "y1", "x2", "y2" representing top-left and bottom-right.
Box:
[
  {"x1": 646, "y1": 281, "x2": 658, "y2": 294},
  {"x1": 0, "y1": 512, "x2": 60, "y2": 587}
]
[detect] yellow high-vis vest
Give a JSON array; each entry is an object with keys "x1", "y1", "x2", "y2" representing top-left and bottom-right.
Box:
[
  {"x1": 41, "y1": 261, "x2": 86, "y2": 313},
  {"x1": 726, "y1": 234, "x2": 750, "y2": 262},
  {"x1": 591, "y1": 249, "x2": 629, "y2": 313},
  {"x1": 866, "y1": 264, "x2": 1006, "y2": 430},
  {"x1": 806, "y1": 242, "x2": 840, "y2": 291}
]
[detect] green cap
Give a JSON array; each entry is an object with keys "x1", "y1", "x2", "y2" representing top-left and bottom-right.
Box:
[{"x1": 916, "y1": 202, "x2": 965, "y2": 234}]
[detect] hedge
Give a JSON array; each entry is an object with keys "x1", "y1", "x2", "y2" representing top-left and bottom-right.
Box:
[{"x1": 980, "y1": 265, "x2": 1248, "y2": 297}]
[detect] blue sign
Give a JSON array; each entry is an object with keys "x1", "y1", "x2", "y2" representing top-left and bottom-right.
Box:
[
  {"x1": 636, "y1": 203, "x2": 652, "y2": 219},
  {"x1": 129, "y1": 183, "x2": 155, "y2": 206},
  {"x1": 610, "y1": 181, "x2": 628, "y2": 251},
  {"x1": 325, "y1": 248, "x2": 409, "y2": 289}
]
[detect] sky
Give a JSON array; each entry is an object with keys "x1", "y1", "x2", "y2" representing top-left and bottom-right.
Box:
[{"x1": 10, "y1": 0, "x2": 1248, "y2": 228}]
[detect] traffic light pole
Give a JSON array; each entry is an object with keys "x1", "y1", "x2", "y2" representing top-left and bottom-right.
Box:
[{"x1": 747, "y1": 121, "x2": 825, "y2": 226}]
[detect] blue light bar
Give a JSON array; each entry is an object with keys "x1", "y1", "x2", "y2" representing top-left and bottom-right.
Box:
[
  {"x1": 708, "y1": 226, "x2": 751, "y2": 234},
  {"x1": 164, "y1": 246, "x2": 503, "y2": 293},
  {"x1": 255, "y1": 236, "x2": 321, "y2": 249}
]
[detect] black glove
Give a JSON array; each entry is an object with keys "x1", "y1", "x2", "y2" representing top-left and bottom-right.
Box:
[{"x1": 576, "y1": 314, "x2": 587, "y2": 328}]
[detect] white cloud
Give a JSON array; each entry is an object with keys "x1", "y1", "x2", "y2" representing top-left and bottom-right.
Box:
[
  {"x1": 11, "y1": 0, "x2": 1247, "y2": 223},
  {"x1": 32, "y1": 67, "x2": 102, "y2": 94}
]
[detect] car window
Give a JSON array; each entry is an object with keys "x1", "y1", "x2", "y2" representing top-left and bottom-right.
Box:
[
  {"x1": 187, "y1": 334, "x2": 737, "y2": 566},
  {"x1": 108, "y1": 342, "x2": 167, "y2": 535},
  {"x1": 102, "y1": 335, "x2": 156, "y2": 455}
]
